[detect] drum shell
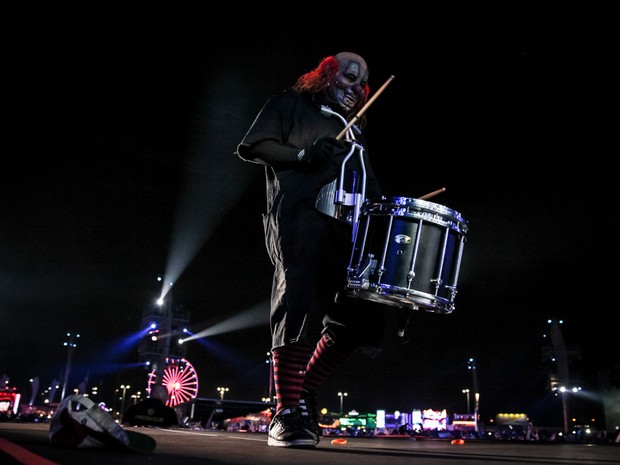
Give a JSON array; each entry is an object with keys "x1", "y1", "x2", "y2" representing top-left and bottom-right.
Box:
[{"x1": 346, "y1": 197, "x2": 468, "y2": 313}]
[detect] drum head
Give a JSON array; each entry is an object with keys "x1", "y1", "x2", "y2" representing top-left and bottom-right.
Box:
[{"x1": 363, "y1": 196, "x2": 468, "y2": 235}]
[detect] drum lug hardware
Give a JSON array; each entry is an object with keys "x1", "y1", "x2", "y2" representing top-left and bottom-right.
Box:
[
  {"x1": 347, "y1": 255, "x2": 378, "y2": 290},
  {"x1": 445, "y1": 284, "x2": 458, "y2": 300}
]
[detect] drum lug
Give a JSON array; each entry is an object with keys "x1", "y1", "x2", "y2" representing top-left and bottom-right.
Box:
[
  {"x1": 347, "y1": 254, "x2": 378, "y2": 290},
  {"x1": 445, "y1": 284, "x2": 458, "y2": 301}
]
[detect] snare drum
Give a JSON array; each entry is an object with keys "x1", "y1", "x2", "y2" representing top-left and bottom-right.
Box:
[{"x1": 345, "y1": 196, "x2": 468, "y2": 313}]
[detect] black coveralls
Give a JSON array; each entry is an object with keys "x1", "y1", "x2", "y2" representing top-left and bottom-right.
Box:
[{"x1": 237, "y1": 91, "x2": 386, "y2": 350}]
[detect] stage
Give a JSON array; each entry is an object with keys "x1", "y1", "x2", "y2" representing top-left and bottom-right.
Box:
[{"x1": 2, "y1": 422, "x2": 618, "y2": 465}]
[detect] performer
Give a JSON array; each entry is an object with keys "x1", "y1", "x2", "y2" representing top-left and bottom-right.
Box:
[{"x1": 236, "y1": 52, "x2": 387, "y2": 448}]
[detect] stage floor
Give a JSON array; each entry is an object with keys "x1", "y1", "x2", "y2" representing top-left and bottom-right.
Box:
[{"x1": 1, "y1": 422, "x2": 618, "y2": 465}]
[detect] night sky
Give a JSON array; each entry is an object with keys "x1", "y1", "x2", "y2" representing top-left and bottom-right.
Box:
[{"x1": 3, "y1": 15, "x2": 613, "y2": 425}]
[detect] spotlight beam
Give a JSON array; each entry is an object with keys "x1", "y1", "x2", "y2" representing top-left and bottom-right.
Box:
[
  {"x1": 159, "y1": 77, "x2": 259, "y2": 301},
  {"x1": 183, "y1": 302, "x2": 269, "y2": 342}
]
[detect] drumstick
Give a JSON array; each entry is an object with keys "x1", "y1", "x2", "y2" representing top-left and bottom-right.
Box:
[
  {"x1": 336, "y1": 75, "x2": 395, "y2": 140},
  {"x1": 419, "y1": 187, "x2": 446, "y2": 200}
]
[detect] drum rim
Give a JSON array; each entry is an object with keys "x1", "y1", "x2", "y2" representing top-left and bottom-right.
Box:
[
  {"x1": 364, "y1": 196, "x2": 468, "y2": 234},
  {"x1": 346, "y1": 286, "x2": 455, "y2": 314}
]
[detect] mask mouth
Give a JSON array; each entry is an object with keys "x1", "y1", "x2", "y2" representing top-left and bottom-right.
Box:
[{"x1": 342, "y1": 92, "x2": 357, "y2": 109}]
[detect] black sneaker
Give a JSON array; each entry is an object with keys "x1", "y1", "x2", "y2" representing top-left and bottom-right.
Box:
[
  {"x1": 268, "y1": 408, "x2": 318, "y2": 448},
  {"x1": 299, "y1": 390, "x2": 322, "y2": 438}
]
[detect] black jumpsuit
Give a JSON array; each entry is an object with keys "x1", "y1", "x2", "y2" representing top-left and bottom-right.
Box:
[{"x1": 237, "y1": 91, "x2": 386, "y2": 351}]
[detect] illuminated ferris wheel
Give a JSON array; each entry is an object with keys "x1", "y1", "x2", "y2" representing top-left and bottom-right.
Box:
[{"x1": 148, "y1": 357, "x2": 199, "y2": 407}]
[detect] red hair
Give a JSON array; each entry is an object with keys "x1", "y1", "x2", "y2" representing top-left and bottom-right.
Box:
[{"x1": 293, "y1": 56, "x2": 339, "y2": 94}]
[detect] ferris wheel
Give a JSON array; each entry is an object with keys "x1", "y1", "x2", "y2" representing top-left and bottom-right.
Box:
[{"x1": 147, "y1": 357, "x2": 199, "y2": 407}]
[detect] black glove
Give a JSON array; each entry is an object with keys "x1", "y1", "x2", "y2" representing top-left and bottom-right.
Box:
[{"x1": 298, "y1": 137, "x2": 350, "y2": 168}]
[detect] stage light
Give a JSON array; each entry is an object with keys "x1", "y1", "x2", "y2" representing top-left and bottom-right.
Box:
[{"x1": 217, "y1": 387, "x2": 229, "y2": 399}]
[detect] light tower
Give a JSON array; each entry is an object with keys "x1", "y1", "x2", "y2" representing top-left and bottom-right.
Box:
[
  {"x1": 61, "y1": 332, "x2": 80, "y2": 401},
  {"x1": 545, "y1": 318, "x2": 572, "y2": 433},
  {"x1": 468, "y1": 357, "x2": 479, "y2": 432},
  {"x1": 137, "y1": 275, "x2": 190, "y2": 386}
]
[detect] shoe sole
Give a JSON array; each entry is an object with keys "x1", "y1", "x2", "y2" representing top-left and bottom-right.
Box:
[{"x1": 267, "y1": 437, "x2": 318, "y2": 448}]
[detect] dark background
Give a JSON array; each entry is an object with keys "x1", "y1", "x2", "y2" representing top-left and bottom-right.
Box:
[{"x1": 3, "y1": 12, "x2": 613, "y2": 426}]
